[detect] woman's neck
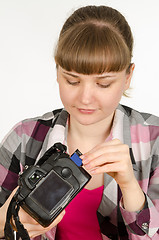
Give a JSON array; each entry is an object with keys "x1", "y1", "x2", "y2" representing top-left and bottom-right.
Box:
[{"x1": 67, "y1": 113, "x2": 114, "y2": 153}]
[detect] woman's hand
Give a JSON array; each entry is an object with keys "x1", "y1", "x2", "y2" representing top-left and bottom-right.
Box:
[
  {"x1": 81, "y1": 139, "x2": 145, "y2": 212},
  {"x1": 0, "y1": 188, "x2": 19, "y2": 237},
  {"x1": 18, "y1": 208, "x2": 65, "y2": 238},
  {"x1": 81, "y1": 139, "x2": 135, "y2": 188},
  {"x1": 0, "y1": 187, "x2": 65, "y2": 239}
]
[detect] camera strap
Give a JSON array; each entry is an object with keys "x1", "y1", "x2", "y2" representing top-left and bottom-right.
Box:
[{"x1": 4, "y1": 195, "x2": 30, "y2": 240}]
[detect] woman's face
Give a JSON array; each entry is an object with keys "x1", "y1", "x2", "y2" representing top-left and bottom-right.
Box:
[{"x1": 57, "y1": 66, "x2": 133, "y2": 126}]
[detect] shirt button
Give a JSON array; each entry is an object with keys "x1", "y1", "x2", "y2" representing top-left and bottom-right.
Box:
[{"x1": 142, "y1": 222, "x2": 149, "y2": 230}]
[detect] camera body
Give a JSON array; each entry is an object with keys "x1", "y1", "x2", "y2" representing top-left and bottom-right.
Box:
[{"x1": 15, "y1": 143, "x2": 91, "y2": 227}]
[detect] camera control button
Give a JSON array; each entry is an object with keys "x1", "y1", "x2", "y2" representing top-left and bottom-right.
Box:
[{"x1": 61, "y1": 168, "x2": 72, "y2": 178}]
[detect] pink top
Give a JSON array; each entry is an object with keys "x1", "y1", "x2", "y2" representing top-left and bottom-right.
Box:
[{"x1": 55, "y1": 185, "x2": 104, "y2": 240}]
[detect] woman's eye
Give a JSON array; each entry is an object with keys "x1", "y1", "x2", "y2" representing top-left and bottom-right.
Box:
[
  {"x1": 66, "y1": 79, "x2": 79, "y2": 86},
  {"x1": 97, "y1": 83, "x2": 111, "y2": 88}
]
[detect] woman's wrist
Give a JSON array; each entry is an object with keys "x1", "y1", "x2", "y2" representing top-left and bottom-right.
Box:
[
  {"x1": 0, "y1": 232, "x2": 4, "y2": 239},
  {"x1": 0, "y1": 206, "x2": 7, "y2": 239},
  {"x1": 120, "y1": 179, "x2": 146, "y2": 212}
]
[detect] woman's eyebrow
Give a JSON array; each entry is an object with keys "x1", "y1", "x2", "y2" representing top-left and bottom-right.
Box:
[
  {"x1": 62, "y1": 70, "x2": 116, "y2": 79},
  {"x1": 63, "y1": 71, "x2": 79, "y2": 78},
  {"x1": 95, "y1": 74, "x2": 116, "y2": 79}
]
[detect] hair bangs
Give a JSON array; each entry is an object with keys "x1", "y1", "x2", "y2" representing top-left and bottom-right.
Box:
[{"x1": 55, "y1": 23, "x2": 131, "y2": 74}]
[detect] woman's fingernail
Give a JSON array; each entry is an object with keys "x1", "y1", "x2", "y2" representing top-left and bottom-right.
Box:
[
  {"x1": 80, "y1": 154, "x2": 85, "y2": 159},
  {"x1": 90, "y1": 169, "x2": 96, "y2": 174},
  {"x1": 82, "y1": 158, "x2": 89, "y2": 164},
  {"x1": 84, "y1": 163, "x2": 91, "y2": 169}
]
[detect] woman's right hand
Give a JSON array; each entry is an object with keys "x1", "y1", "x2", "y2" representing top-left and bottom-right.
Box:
[
  {"x1": 19, "y1": 208, "x2": 65, "y2": 238},
  {"x1": 0, "y1": 187, "x2": 65, "y2": 238},
  {"x1": 0, "y1": 188, "x2": 19, "y2": 238}
]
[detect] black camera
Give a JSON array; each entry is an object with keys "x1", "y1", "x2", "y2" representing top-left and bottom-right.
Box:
[{"x1": 13, "y1": 143, "x2": 91, "y2": 227}]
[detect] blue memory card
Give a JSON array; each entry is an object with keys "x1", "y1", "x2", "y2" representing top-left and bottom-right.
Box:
[{"x1": 70, "y1": 150, "x2": 83, "y2": 167}]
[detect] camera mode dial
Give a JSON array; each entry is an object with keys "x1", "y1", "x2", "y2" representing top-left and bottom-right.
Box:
[{"x1": 61, "y1": 168, "x2": 72, "y2": 178}]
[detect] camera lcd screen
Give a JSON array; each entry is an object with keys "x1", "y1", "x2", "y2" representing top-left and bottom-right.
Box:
[{"x1": 30, "y1": 170, "x2": 73, "y2": 212}]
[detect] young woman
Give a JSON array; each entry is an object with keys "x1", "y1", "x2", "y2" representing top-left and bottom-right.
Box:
[{"x1": 0, "y1": 5, "x2": 159, "y2": 240}]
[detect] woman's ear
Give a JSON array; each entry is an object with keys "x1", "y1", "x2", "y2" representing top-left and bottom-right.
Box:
[
  {"x1": 56, "y1": 65, "x2": 59, "y2": 83},
  {"x1": 124, "y1": 63, "x2": 135, "y2": 90}
]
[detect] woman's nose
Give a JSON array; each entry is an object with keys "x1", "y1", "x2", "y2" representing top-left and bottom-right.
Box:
[{"x1": 79, "y1": 84, "x2": 94, "y2": 105}]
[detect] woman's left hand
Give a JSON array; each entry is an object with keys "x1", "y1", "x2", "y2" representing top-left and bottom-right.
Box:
[
  {"x1": 81, "y1": 139, "x2": 136, "y2": 189},
  {"x1": 81, "y1": 139, "x2": 146, "y2": 212}
]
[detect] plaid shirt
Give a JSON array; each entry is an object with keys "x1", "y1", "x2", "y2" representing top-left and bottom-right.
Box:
[{"x1": 0, "y1": 104, "x2": 159, "y2": 240}]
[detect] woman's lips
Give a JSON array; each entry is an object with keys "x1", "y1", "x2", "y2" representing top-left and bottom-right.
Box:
[{"x1": 78, "y1": 108, "x2": 96, "y2": 114}]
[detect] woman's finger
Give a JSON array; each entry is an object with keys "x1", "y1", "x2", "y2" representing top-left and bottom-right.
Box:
[{"x1": 81, "y1": 139, "x2": 123, "y2": 163}]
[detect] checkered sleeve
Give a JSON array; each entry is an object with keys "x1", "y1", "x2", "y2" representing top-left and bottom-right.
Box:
[
  {"x1": 0, "y1": 111, "x2": 55, "y2": 207},
  {"x1": 120, "y1": 151, "x2": 159, "y2": 238},
  {"x1": 0, "y1": 121, "x2": 23, "y2": 206},
  {"x1": 0, "y1": 109, "x2": 63, "y2": 240}
]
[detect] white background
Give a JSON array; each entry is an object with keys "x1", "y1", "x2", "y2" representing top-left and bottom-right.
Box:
[{"x1": 0, "y1": 0, "x2": 159, "y2": 141}]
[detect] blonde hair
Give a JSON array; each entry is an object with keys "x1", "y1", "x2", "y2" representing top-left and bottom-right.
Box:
[{"x1": 55, "y1": 5, "x2": 133, "y2": 76}]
